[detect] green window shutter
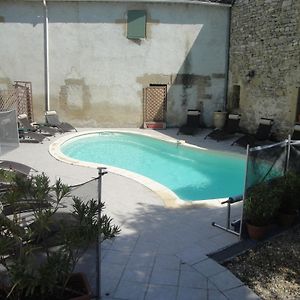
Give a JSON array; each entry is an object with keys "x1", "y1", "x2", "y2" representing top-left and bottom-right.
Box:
[{"x1": 127, "y1": 10, "x2": 146, "y2": 39}]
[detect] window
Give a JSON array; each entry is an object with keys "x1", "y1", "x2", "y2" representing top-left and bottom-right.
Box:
[
  {"x1": 231, "y1": 85, "x2": 241, "y2": 109},
  {"x1": 127, "y1": 10, "x2": 146, "y2": 39}
]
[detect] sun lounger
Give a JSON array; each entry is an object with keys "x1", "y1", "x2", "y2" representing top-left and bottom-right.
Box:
[
  {"x1": 232, "y1": 118, "x2": 274, "y2": 148},
  {"x1": 18, "y1": 114, "x2": 59, "y2": 136},
  {"x1": 291, "y1": 123, "x2": 300, "y2": 140},
  {"x1": 204, "y1": 114, "x2": 241, "y2": 142},
  {"x1": 45, "y1": 111, "x2": 77, "y2": 132},
  {"x1": 19, "y1": 130, "x2": 48, "y2": 143},
  {"x1": 0, "y1": 160, "x2": 37, "y2": 176},
  {"x1": 177, "y1": 109, "x2": 201, "y2": 135},
  {"x1": 0, "y1": 161, "x2": 37, "y2": 193}
]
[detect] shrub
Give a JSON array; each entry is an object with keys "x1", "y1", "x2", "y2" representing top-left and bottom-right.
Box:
[
  {"x1": 275, "y1": 172, "x2": 300, "y2": 213},
  {"x1": 244, "y1": 181, "x2": 281, "y2": 226}
]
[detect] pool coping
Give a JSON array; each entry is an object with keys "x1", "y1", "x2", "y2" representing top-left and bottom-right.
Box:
[{"x1": 49, "y1": 129, "x2": 245, "y2": 208}]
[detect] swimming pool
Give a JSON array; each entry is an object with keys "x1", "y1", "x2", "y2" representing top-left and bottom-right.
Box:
[{"x1": 59, "y1": 132, "x2": 245, "y2": 201}]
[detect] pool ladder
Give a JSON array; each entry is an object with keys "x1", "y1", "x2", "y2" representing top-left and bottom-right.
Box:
[
  {"x1": 176, "y1": 140, "x2": 184, "y2": 147},
  {"x1": 211, "y1": 195, "x2": 243, "y2": 236}
]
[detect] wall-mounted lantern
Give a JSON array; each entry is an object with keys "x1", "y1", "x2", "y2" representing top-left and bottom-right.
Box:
[{"x1": 246, "y1": 70, "x2": 255, "y2": 82}]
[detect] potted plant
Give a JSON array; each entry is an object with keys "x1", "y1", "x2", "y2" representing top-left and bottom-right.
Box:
[
  {"x1": 0, "y1": 173, "x2": 120, "y2": 299},
  {"x1": 275, "y1": 172, "x2": 300, "y2": 227},
  {"x1": 212, "y1": 102, "x2": 227, "y2": 129},
  {"x1": 244, "y1": 181, "x2": 280, "y2": 240}
]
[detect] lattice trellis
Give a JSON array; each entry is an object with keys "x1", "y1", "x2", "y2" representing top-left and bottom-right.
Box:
[
  {"x1": 0, "y1": 81, "x2": 33, "y2": 122},
  {"x1": 143, "y1": 86, "x2": 167, "y2": 122}
]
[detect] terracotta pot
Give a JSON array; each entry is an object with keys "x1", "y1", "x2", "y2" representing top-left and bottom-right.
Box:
[
  {"x1": 246, "y1": 222, "x2": 269, "y2": 240},
  {"x1": 67, "y1": 272, "x2": 92, "y2": 300},
  {"x1": 0, "y1": 284, "x2": 9, "y2": 299},
  {"x1": 0, "y1": 273, "x2": 92, "y2": 300},
  {"x1": 278, "y1": 211, "x2": 297, "y2": 228}
]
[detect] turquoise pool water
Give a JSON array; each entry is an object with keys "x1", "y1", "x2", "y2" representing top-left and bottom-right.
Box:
[{"x1": 61, "y1": 132, "x2": 245, "y2": 201}]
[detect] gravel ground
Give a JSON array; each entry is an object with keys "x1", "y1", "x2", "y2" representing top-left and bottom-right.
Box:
[{"x1": 224, "y1": 225, "x2": 300, "y2": 300}]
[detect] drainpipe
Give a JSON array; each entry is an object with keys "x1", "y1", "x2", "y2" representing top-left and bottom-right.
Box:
[
  {"x1": 224, "y1": 3, "x2": 233, "y2": 111},
  {"x1": 43, "y1": 0, "x2": 50, "y2": 112}
]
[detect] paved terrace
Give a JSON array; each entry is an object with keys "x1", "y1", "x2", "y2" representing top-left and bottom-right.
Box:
[{"x1": 0, "y1": 128, "x2": 260, "y2": 300}]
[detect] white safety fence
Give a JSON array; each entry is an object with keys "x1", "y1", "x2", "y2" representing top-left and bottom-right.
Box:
[{"x1": 0, "y1": 109, "x2": 19, "y2": 156}]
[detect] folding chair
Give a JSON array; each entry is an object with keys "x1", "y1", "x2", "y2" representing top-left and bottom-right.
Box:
[
  {"x1": 205, "y1": 114, "x2": 241, "y2": 142},
  {"x1": 18, "y1": 114, "x2": 58, "y2": 136},
  {"x1": 45, "y1": 111, "x2": 77, "y2": 133},
  {"x1": 232, "y1": 118, "x2": 274, "y2": 148}
]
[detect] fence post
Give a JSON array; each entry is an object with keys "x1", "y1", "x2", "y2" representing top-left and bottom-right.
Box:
[
  {"x1": 96, "y1": 167, "x2": 107, "y2": 300},
  {"x1": 285, "y1": 135, "x2": 291, "y2": 174},
  {"x1": 239, "y1": 144, "x2": 250, "y2": 240}
]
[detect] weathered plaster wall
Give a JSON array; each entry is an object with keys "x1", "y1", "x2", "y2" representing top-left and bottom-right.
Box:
[
  {"x1": 0, "y1": 1, "x2": 45, "y2": 120},
  {"x1": 0, "y1": 1, "x2": 230, "y2": 127},
  {"x1": 228, "y1": 0, "x2": 300, "y2": 137}
]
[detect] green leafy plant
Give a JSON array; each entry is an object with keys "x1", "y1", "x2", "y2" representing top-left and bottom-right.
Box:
[
  {"x1": 274, "y1": 172, "x2": 300, "y2": 213},
  {"x1": 0, "y1": 173, "x2": 120, "y2": 299},
  {"x1": 0, "y1": 169, "x2": 18, "y2": 184},
  {"x1": 244, "y1": 181, "x2": 281, "y2": 226}
]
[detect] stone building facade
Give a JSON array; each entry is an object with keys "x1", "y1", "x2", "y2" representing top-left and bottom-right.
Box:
[{"x1": 228, "y1": 0, "x2": 300, "y2": 138}]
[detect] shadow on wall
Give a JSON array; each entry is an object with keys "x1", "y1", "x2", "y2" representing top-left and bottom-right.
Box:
[
  {"x1": 138, "y1": 6, "x2": 228, "y2": 128},
  {"x1": 151, "y1": 35, "x2": 227, "y2": 128}
]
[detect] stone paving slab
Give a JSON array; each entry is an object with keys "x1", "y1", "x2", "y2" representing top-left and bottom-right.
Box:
[
  {"x1": 179, "y1": 270, "x2": 207, "y2": 289},
  {"x1": 207, "y1": 289, "x2": 228, "y2": 300},
  {"x1": 208, "y1": 270, "x2": 244, "y2": 292},
  {"x1": 177, "y1": 287, "x2": 207, "y2": 300},
  {"x1": 193, "y1": 258, "x2": 227, "y2": 277},
  {"x1": 223, "y1": 285, "x2": 262, "y2": 300},
  {"x1": 176, "y1": 245, "x2": 208, "y2": 265},
  {"x1": 145, "y1": 284, "x2": 178, "y2": 300}
]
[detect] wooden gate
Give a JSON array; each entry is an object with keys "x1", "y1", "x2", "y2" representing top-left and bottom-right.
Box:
[{"x1": 143, "y1": 86, "x2": 167, "y2": 128}]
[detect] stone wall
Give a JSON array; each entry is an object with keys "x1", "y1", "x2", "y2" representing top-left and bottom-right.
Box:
[{"x1": 228, "y1": 0, "x2": 300, "y2": 138}]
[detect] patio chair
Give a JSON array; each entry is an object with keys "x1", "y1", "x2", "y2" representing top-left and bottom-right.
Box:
[
  {"x1": 45, "y1": 111, "x2": 77, "y2": 132},
  {"x1": 232, "y1": 118, "x2": 274, "y2": 148},
  {"x1": 204, "y1": 114, "x2": 241, "y2": 142},
  {"x1": 18, "y1": 129, "x2": 48, "y2": 143},
  {"x1": 291, "y1": 123, "x2": 300, "y2": 140},
  {"x1": 18, "y1": 114, "x2": 59, "y2": 136},
  {"x1": 177, "y1": 109, "x2": 201, "y2": 135}
]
